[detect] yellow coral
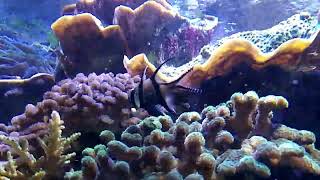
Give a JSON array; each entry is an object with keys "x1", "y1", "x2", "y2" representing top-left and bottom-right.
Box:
[
  {"x1": 0, "y1": 111, "x2": 80, "y2": 179},
  {"x1": 36, "y1": 111, "x2": 81, "y2": 177},
  {"x1": 124, "y1": 32, "x2": 319, "y2": 88},
  {"x1": 187, "y1": 38, "x2": 312, "y2": 86}
]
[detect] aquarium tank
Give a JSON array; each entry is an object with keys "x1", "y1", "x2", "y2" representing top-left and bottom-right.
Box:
[{"x1": 1, "y1": 0, "x2": 320, "y2": 179}]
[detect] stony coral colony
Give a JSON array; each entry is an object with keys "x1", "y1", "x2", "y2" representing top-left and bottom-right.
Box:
[{"x1": 0, "y1": 0, "x2": 320, "y2": 179}]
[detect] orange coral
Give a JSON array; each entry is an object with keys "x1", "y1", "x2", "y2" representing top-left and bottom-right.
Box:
[
  {"x1": 124, "y1": 32, "x2": 320, "y2": 88},
  {"x1": 51, "y1": 13, "x2": 128, "y2": 77},
  {"x1": 123, "y1": 54, "x2": 157, "y2": 77}
]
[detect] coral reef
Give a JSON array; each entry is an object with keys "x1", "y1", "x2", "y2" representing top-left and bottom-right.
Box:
[
  {"x1": 64, "y1": 91, "x2": 320, "y2": 179},
  {"x1": 0, "y1": 72, "x2": 143, "y2": 143},
  {"x1": 0, "y1": 9, "x2": 55, "y2": 118},
  {"x1": 53, "y1": 1, "x2": 217, "y2": 78},
  {"x1": 124, "y1": 13, "x2": 320, "y2": 88},
  {"x1": 0, "y1": 111, "x2": 80, "y2": 179},
  {"x1": 1, "y1": 1, "x2": 320, "y2": 179}
]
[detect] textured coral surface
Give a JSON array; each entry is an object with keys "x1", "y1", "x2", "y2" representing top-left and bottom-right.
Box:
[
  {"x1": 158, "y1": 12, "x2": 319, "y2": 80},
  {"x1": 0, "y1": 111, "x2": 80, "y2": 179},
  {"x1": 64, "y1": 91, "x2": 320, "y2": 179},
  {"x1": 0, "y1": 72, "x2": 142, "y2": 146}
]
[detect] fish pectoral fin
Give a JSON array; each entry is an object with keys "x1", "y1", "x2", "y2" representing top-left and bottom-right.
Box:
[
  {"x1": 164, "y1": 95, "x2": 177, "y2": 115},
  {"x1": 154, "y1": 105, "x2": 168, "y2": 116}
]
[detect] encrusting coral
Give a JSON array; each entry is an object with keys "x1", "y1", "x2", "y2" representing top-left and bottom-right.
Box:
[
  {"x1": 64, "y1": 91, "x2": 320, "y2": 179},
  {"x1": 123, "y1": 12, "x2": 320, "y2": 88},
  {"x1": 212, "y1": 12, "x2": 319, "y2": 53},
  {"x1": 0, "y1": 111, "x2": 80, "y2": 179},
  {"x1": 0, "y1": 73, "x2": 54, "y2": 87},
  {"x1": 112, "y1": 0, "x2": 183, "y2": 55},
  {"x1": 124, "y1": 29, "x2": 320, "y2": 88},
  {"x1": 0, "y1": 73, "x2": 56, "y2": 123}
]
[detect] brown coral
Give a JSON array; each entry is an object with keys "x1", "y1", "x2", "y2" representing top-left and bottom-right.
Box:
[
  {"x1": 51, "y1": 13, "x2": 128, "y2": 78},
  {"x1": 54, "y1": 1, "x2": 217, "y2": 78},
  {"x1": 113, "y1": 1, "x2": 184, "y2": 54}
]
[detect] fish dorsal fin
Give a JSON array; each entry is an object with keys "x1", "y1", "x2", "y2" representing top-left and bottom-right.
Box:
[
  {"x1": 159, "y1": 66, "x2": 203, "y2": 94},
  {"x1": 150, "y1": 57, "x2": 175, "y2": 83}
]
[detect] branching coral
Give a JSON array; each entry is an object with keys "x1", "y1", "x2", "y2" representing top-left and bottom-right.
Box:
[
  {"x1": 0, "y1": 111, "x2": 80, "y2": 179},
  {"x1": 64, "y1": 91, "x2": 320, "y2": 179},
  {"x1": 0, "y1": 72, "x2": 143, "y2": 147},
  {"x1": 0, "y1": 33, "x2": 55, "y2": 79}
]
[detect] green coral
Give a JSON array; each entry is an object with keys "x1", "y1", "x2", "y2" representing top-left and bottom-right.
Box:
[{"x1": 0, "y1": 111, "x2": 81, "y2": 179}]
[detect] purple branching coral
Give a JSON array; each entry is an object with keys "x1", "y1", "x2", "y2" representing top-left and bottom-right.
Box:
[
  {"x1": 0, "y1": 72, "x2": 145, "y2": 152},
  {"x1": 64, "y1": 91, "x2": 320, "y2": 179}
]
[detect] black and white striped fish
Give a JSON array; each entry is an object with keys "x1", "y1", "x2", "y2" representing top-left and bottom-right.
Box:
[{"x1": 129, "y1": 58, "x2": 202, "y2": 116}]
